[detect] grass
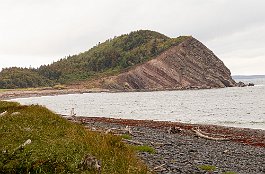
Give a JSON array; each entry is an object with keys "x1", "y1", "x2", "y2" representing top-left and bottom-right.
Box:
[
  {"x1": 52, "y1": 84, "x2": 68, "y2": 90},
  {"x1": 0, "y1": 89, "x2": 6, "y2": 92},
  {"x1": 134, "y1": 145, "x2": 156, "y2": 154},
  {"x1": 120, "y1": 134, "x2": 132, "y2": 140},
  {"x1": 198, "y1": 165, "x2": 216, "y2": 172},
  {"x1": 0, "y1": 89, "x2": 9, "y2": 93},
  {"x1": 0, "y1": 88, "x2": 45, "y2": 93},
  {"x1": 198, "y1": 164, "x2": 238, "y2": 173},
  {"x1": 0, "y1": 101, "x2": 148, "y2": 174}
]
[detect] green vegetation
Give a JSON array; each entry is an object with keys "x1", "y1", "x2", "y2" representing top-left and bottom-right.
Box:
[
  {"x1": 121, "y1": 134, "x2": 132, "y2": 140},
  {"x1": 134, "y1": 145, "x2": 156, "y2": 154},
  {"x1": 198, "y1": 165, "x2": 217, "y2": 172},
  {"x1": 0, "y1": 67, "x2": 53, "y2": 89},
  {"x1": 52, "y1": 84, "x2": 67, "y2": 90},
  {"x1": 0, "y1": 101, "x2": 148, "y2": 173},
  {"x1": 198, "y1": 165, "x2": 238, "y2": 173},
  {"x1": 0, "y1": 89, "x2": 8, "y2": 93},
  {"x1": 0, "y1": 30, "x2": 190, "y2": 89}
]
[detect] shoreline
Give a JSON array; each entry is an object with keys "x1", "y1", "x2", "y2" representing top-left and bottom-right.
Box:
[
  {"x1": 0, "y1": 88, "x2": 108, "y2": 100},
  {"x1": 72, "y1": 116, "x2": 265, "y2": 173},
  {"x1": 72, "y1": 116, "x2": 265, "y2": 148},
  {"x1": 2, "y1": 87, "x2": 265, "y2": 147},
  {"x1": 1, "y1": 90, "x2": 264, "y2": 173},
  {"x1": 1, "y1": 88, "x2": 264, "y2": 137},
  {"x1": 0, "y1": 85, "x2": 234, "y2": 100}
]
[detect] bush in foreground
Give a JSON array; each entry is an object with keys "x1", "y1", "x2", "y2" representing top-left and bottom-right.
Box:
[{"x1": 0, "y1": 101, "x2": 148, "y2": 174}]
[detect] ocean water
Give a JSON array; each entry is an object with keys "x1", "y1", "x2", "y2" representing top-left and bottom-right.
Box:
[{"x1": 11, "y1": 78, "x2": 265, "y2": 130}]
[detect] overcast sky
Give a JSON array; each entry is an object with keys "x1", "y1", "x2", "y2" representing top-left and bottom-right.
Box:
[{"x1": 1, "y1": 0, "x2": 264, "y2": 75}]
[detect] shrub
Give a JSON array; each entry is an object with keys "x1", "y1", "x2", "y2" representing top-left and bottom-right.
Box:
[
  {"x1": 198, "y1": 165, "x2": 216, "y2": 172},
  {"x1": 0, "y1": 101, "x2": 148, "y2": 174},
  {"x1": 121, "y1": 134, "x2": 132, "y2": 140},
  {"x1": 134, "y1": 145, "x2": 156, "y2": 154}
]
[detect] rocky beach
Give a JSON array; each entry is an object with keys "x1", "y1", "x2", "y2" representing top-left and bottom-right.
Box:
[
  {"x1": 1, "y1": 83, "x2": 265, "y2": 174},
  {"x1": 1, "y1": 90, "x2": 265, "y2": 173},
  {"x1": 74, "y1": 117, "x2": 265, "y2": 174},
  {"x1": 0, "y1": 88, "x2": 105, "y2": 100}
]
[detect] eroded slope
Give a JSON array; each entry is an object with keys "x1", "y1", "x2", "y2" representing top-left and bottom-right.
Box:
[{"x1": 98, "y1": 37, "x2": 236, "y2": 90}]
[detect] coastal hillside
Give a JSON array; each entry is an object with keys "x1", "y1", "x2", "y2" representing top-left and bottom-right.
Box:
[
  {"x1": 0, "y1": 67, "x2": 53, "y2": 89},
  {"x1": 90, "y1": 37, "x2": 236, "y2": 90},
  {"x1": 0, "y1": 30, "x2": 236, "y2": 90},
  {"x1": 0, "y1": 30, "x2": 188, "y2": 89}
]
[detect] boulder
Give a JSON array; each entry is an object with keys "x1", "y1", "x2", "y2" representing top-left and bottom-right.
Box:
[{"x1": 236, "y1": 81, "x2": 246, "y2": 87}]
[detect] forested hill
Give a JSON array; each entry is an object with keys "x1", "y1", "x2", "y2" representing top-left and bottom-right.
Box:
[{"x1": 0, "y1": 30, "x2": 189, "y2": 89}]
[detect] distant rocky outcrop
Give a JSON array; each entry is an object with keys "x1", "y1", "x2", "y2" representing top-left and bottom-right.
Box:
[
  {"x1": 236, "y1": 81, "x2": 246, "y2": 87},
  {"x1": 97, "y1": 37, "x2": 236, "y2": 90},
  {"x1": 236, "y1": 81, "x2": 255, "y2": 87}
]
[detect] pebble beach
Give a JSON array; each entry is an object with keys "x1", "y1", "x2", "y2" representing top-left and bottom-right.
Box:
[{"x1": 76, "y1": 117, "x2": 265, "y2": 174}]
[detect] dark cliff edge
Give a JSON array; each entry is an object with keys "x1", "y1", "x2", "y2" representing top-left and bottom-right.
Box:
[{"x1": 95, "y1": 37, "x2": 236, "y2": 90}]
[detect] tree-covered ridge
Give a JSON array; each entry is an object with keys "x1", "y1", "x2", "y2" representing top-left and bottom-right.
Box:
[
  {"x1": 0, "y1": 30, "x2": 190, "y2": 89},
  {"x1": 0, "y1": 67, "x2": 53, "y2": 89}
]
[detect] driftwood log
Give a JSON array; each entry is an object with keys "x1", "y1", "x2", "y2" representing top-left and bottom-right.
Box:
[
  {"x1": 12, "y1": 139, "x2": 32, "y2": 155},
  {"x1": 0, "y1": 111, "x2": 7, "y2": 116},
  {"x1": 105, "y1": 126, "x2": 132, "y2": 135},
  {"x1": 11, "y1": 112, "x2": 21, "y2": 116},
  {"x1": 192, "y1": 128, "x2": 230, "y2": 141},
  {"x1": 154, "y1": 163, "x2": 166, "y2": 171}
]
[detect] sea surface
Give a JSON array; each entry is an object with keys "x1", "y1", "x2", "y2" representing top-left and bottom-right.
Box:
[{"x1": 11, "y1": 77, "x2": 265, "y2": 130}]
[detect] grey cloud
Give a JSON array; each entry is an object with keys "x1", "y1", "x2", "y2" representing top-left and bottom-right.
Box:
[{"x1": 0, "y1": 0, "x2": 264, "y2": 74}]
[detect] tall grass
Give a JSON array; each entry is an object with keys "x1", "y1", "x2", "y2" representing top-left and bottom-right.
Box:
[
  {"x1": 0, "y1": 89, "x2": 8, "y2": 93},
  {"x1": 0, "y1": 101, "x2": 148, "y2": 174}
]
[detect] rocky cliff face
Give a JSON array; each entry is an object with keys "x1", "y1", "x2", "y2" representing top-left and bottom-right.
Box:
[{"x1": 97, "y1": 37, "x2": 236, "y2": 90}]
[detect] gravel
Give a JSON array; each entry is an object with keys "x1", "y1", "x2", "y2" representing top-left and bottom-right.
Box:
[{"x1": 83, "y1": 121, "x2": 265, "y2": 174}]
